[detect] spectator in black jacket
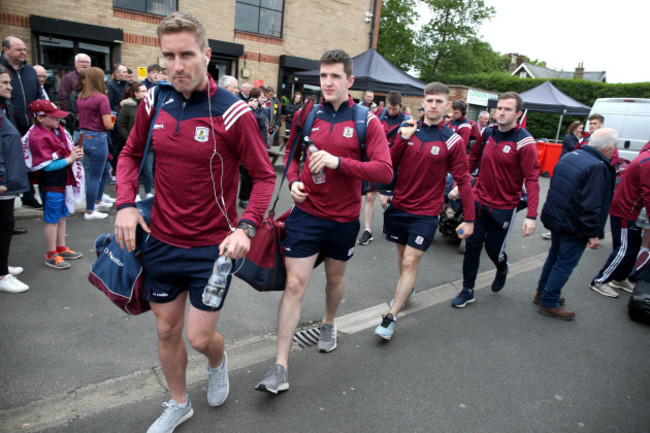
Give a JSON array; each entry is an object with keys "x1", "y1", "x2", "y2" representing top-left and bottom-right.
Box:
[
  {"x1": 143, "y1": 64, "x2": 162, "y2": 90},
  {"x1": 284, "y1": 92, "x2": 302, "y2": 133},
  {"x1": 106, "y1": 64, "x2": 129, "y2": 177},
  {"x1": 535, "y1": 128, "x2": 618, "y2": 320},
  {"x1": 0, "y1": 64, "x2": 30, "y2": 292},
  {"x1": 1, "y1": 36, "x2": 42, "y2": 209},
  {"x1": 561, "y1": 121, "x2": 584, "y2": 157}
]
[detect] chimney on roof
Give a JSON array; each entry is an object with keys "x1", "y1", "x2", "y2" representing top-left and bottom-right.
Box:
[
  {"x1": 507, "y1": 54, "x2": 518, "y2": 73},
  {"x1": 575, "y1": 62, "x2": 584, "y2": 80}
]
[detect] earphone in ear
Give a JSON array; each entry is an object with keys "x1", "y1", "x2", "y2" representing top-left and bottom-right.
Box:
[{"x1": 205, "y1": 57, "x2": 209, "y2": 66}]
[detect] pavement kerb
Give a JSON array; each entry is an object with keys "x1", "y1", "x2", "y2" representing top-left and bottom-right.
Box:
[{"x1": 0, "y1": 244, "x2": 609, "y2": 432}]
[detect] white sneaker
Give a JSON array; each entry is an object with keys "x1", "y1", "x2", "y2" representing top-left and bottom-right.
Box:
[
  {"x1": 589, "y1": 282, "x2": 619, "y2": 298},
  {"x1": 8, "y1": 266, "x2": 23, "y2": 276},
  {"x1": 102, "y1": 194, "x2": 116, "y2": 203},
  {"x1": 0, "y1": 274, "x2": 30, "y2": 293},
  {"x1": 609, "y1": 279, "x2": 636, "y2": 293},
  {"x1": 135, "y1": 194, "x2": 142, "y2": 202},
  {"x1": 95, "y1": 200, "x2": 113, "y2": 209},
  {"x1": 84, "y1": 210, "x2": 109, "y2": 221},
  {"x1": 145, "y1": 193, "x2": 154, "y2": 199}
]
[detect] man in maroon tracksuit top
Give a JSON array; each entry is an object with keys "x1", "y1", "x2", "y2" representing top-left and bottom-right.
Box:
[
  {"x1": 358, "y1": 90, "x2": 410, "y2": 245},
  {"x1": 114, "y1": 12, "x2": 275, "y2": 432},
  {"x1": 449, "y1": 99, "x2": 473, "y2": 152},
  {"x1": 373, "y1": 82, "x2": 475, "y2": 340},
  {"x1": 450, "y1": 92, "x2": 540, "y2": 308},
  {"x1": 256, "y1": 49, "x2": 393, "y2": 395},
  {"x1": 589, "y1": 147, "x2": 650, "y2": 297}
]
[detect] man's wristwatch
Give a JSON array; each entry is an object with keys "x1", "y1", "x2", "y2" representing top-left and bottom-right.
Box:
[{"x1": 237, "y1": 222, "x2": 256, "y2": 239}]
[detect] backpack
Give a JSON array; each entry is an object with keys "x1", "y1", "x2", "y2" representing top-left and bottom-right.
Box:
[{"x1": 298, "y1": 101, "x2": 369, "y2": 158}]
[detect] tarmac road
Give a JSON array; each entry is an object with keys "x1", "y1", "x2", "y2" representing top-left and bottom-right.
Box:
[{"x1": 1, "y1": 174, "x2": 648, "y2": 433}]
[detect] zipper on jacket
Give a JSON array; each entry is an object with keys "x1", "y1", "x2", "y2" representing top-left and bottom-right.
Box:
[
  {"x1": 330, "y1": 112, "x2": 335, "y2": 132},
  {"x1": 176, "y1": 101, "x2": 186, "y2": 133},
  {"x1": 17, "y1": 71, "x2": 28, "y2": 127}
]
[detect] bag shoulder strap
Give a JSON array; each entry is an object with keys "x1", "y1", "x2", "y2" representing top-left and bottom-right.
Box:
[
  {"x1": 354, "y1": 104, "x2": 369, "y2": 159},
  {"x1": 139, "y1": 84, "x2": 172, "y2": 177}
]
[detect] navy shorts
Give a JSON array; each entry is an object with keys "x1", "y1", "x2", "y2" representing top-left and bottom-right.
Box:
[
  {"x1": 41, "y1": 191, "x2": 69, "y2": 224},
  {"x1": 383, "y1": 204, "x2": 439, "y2": 251},
  {"x1": 141, "y1": 235, "x2": 231, "y2": 311},
  {"x1": 284, "y1": 206, "x2": 360, "y2": 262}
]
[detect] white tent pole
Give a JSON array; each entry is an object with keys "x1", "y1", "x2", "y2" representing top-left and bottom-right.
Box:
[{"x1": 555, "y1": 110, "x2": 566, "y2": 142}]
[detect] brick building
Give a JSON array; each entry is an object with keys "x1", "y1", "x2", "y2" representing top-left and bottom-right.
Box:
[{"x1": 0, "y1": 0, "x2": 382, "y2": 103}]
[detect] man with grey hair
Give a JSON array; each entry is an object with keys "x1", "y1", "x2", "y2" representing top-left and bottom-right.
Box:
[
  {"x1": 478, "y1": 110, "x2": 489, "y2": 133},
  {"x1": 535, "y1": 128, "x2": 618, "y2": 319},
  {"x1": 237, "y1": 82, "x2": 251, "y2": 101},
  {"x1": 218, "y1": 75, "x2": 238, "y2": 95},
  {"x1": 33, "y1": 65, "x2": 49, "y2": 100},
  {"x1": 58, "y1": 53, "x2": 91, "y2": 111}
]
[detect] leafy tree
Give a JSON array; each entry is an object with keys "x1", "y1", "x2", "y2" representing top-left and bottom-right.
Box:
[
  {"x1": 416, "y1": 0, "x2": 495, "y2": 77},
  {"x1": 421, "y1": 37, "x2": 502, "y2": 80},
  {"x1": 377, "y1": 0, "x2": 420, "y2": 71}
]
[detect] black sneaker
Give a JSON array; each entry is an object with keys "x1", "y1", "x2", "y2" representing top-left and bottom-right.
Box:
[
  {"x1": 239, "y1": 200, "x2": 249, "y2": 209},
  {"x1": 358, "y1": 230, "x2": 373, "y2": 245},
  {"x1": 491, "y1": 264, "x2": 509, "y2": 293}
]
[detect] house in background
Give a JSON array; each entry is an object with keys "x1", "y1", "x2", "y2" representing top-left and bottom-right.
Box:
[{"x1": 511, "y1": 60, "x2": 606, "y2": 83}]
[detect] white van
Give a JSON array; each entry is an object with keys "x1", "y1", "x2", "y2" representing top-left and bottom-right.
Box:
[{"x1": 588, "y1": 98, "x2": 650, "y2": 160}]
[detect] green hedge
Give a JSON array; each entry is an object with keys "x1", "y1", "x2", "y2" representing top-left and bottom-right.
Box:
[{"x1": 431, "y1": 72, "x2": 650, "y2": 139}]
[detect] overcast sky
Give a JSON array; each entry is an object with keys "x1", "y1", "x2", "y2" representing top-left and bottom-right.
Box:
[{"x1": 415, "y1": 0, "x2": 646, "y2": 83}]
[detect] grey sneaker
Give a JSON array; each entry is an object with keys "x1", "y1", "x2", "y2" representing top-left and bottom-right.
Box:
[
  {"x1": 206, "y1": 352, "x2": 229, "y2": 406},
  {"x1": 44, "y1": 254, "x2": 70, "y2": 270},
  {"x1": 255, "y1": 364, "x2": 289, "y2": 394},
  {"x1": 317, "y1": 323, "x2": 337, "y2": 353},
  {"x1": 147, "y1": 397, "x2": 193, "y2": 433},
  {"x1": 589, "y1": 282, "x2": 619, "y2": 298},
  {"x1": 609, "y1": 279, "x2": 636, "y2": 293}
]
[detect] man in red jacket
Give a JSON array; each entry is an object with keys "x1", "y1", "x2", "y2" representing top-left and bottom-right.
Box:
[
  {"x1": 374, "y1": 82, "x2": 475, "y2": 340},
  {"x1": 114, "y1": 12, "x2": 275, "y2": 433},
  {"x1": 450, "y1": 92, "x2": 540, "y2": 308},
  {"x1": 256, "y1": 49, "x2": 392, "y2": 395}
]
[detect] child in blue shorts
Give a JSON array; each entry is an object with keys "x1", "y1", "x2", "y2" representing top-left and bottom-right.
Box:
[{"x1": 25, "y1": 100, "x2": 85, "y2": 269}]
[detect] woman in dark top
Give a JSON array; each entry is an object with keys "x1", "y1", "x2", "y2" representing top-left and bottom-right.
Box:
[
  {"x1": 561, "y1": 121, "x2": 584, "y2": 156},
  {"x1": 0, "y1": 65, "x2": 30, "y2": 292},
  {"x1": 284, "y1": 91, "x2": 302, "y2": 133}
]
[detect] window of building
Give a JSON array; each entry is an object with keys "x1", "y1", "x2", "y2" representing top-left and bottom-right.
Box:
[
  {"x1": 113, "y1": 0, "x2": 177, "y2": 16},
  {"x1": 235, "y1": 0, "x2": 284, "y2": 38}
]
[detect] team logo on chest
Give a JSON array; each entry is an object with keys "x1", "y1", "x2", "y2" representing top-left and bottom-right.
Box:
[
  {"x1": 502, "y1": 145, "x2": 511, "y2": 154},
  {"x1": 343, "y1": 127, "x2": 354, "y2": 138},
  {"x1": 430, "y1": 146, "x2": 440, "y2": 155},
  {"x1": 194, "y1": 127, "x2": 209, "y2": 143}
]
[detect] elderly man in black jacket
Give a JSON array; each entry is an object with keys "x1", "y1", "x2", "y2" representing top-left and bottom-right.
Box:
[{"x1": 535, "y1": 128, "x2": 618, "y2": 320}]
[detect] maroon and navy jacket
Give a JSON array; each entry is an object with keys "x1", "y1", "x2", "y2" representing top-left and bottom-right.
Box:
[
  {"x1": 116, "y1": 77, "x2": 276, "y2": 248},
  {"x1": 285, "y1": 96, "x2": 392, "y2": 223},
  {"x1": 449, "y1": 116, "x2": 472, "y2": 150},
  {"x1": 377, "y1": 108, "x2": 410, "y2": 146},
  {"x1": 608, "y1": 149, "x2": 650, "y2": 221},
  {"x1": 468, "y1": 124, "x2": 540, "y2": 219},
  {"x1": 390, "y1": 119, "x2": 475, "y2": 219}
]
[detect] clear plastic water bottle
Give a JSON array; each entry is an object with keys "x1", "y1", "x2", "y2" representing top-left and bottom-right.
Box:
[
  {"x1": 202, "y1": 253, "x2": 232, "y2": 308},
  {"x1": 305, "y1": 136, "x2": 326, "y2": 184}
]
